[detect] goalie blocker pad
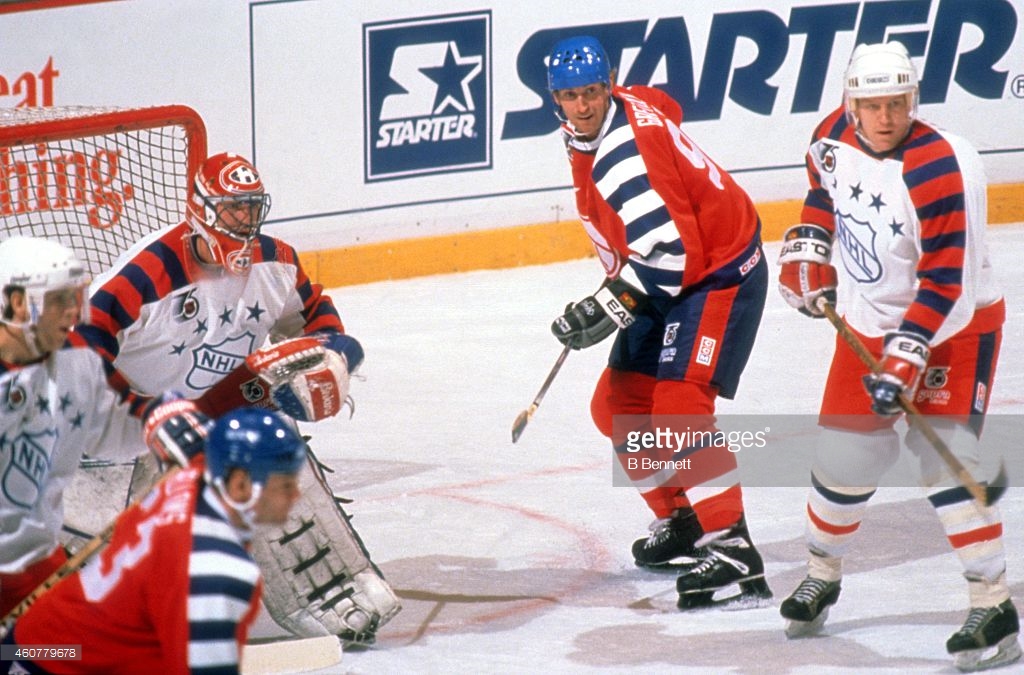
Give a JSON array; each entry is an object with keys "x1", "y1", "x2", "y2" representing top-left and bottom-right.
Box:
[{"x1": 251, "y1": 446, "x2": 401, "y2": 642}]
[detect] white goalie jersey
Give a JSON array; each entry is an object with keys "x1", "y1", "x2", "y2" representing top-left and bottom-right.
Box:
[{"x1": 66, "y1": 220, "x2": 401, "y2": 642}]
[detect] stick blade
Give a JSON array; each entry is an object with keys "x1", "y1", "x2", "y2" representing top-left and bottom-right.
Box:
[
  {"x1": 511, "y1": 409, "x2": 531, "y2": 443},
  {"x1": 985, "y1": 461, "x2": 1009, "y2": 507},
  {"x1": 242, "y1": 635, "x2": 342, "y2": 674}
]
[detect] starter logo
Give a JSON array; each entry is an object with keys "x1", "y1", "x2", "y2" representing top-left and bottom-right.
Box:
[{"x1": 364, "y1": 11, "x2": 491, "y2": 182}]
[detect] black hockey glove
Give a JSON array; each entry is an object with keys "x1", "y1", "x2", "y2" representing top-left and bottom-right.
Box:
[{"x1": 551, "y1": 278, "x2": 643, "y2": 350}]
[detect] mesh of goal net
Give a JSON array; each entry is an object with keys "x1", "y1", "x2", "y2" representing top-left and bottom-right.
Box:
[{"x1": 0, "y1": 105, "x2": 207, "y2": 279}]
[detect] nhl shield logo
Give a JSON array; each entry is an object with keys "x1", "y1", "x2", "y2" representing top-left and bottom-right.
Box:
[
  {"x1": 835, "y1": 212, "x2": 882, "y2": 283},
  {"x1": 187, "y1": 332, "x2": 257, "y2": 391},
  {"x1": 2, "y1": 430, "x2": 54, "y2": 509}
]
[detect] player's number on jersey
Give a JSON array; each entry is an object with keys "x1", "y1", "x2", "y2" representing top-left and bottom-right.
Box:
[
  {"x1": 666, "y1": 120, "x2": 724, "y2": 190},
  {"x1": 79, "y1": 517, "x2": 158, "y2": 602}
]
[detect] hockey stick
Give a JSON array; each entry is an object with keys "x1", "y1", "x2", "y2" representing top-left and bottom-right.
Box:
[
  {"x1": 817, "y1": 298, "x2": 1006, "y2": 506},
  {"x1": 0, "y1": 468, "x2": 180, "y2": 631},
  {"x1": 511, "y1": 344, "x2": 572, "y2": 443}
]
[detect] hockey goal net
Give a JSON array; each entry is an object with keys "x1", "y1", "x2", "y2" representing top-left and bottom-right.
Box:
[{"x1": 0, "y1": 105, "x2": 207, "y2": 278}]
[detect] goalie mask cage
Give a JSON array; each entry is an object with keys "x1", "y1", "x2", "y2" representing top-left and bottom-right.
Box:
[{"x1": 0, "y1": 105, "x2": 207, "y2": 278}]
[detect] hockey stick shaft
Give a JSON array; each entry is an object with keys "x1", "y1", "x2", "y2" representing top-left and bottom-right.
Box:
[
  {"x1": 1, "y1": 468, "x2": 179, "y2": 629},
  {"x1": 816, "y1": 298, "x2": 999, "y2": 506},
  {"x1": 511, "y1": 344, "x2": 572, "y2": 443}
]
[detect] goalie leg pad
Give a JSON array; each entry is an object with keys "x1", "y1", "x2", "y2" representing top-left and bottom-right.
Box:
[{"x1": 250, "y1": 448, "x2": 401, "y2": 641}]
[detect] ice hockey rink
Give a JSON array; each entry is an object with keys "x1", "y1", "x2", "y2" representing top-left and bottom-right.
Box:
[{"x1": 251, "y1": 223, "x2": 1024, "y2": 674}]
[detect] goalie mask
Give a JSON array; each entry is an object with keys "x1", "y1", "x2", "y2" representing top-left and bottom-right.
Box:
[
  {"x1": 843, "y1": 41, "x2": 919, "y2": 128},
  {"x1": 0, "y1": 236, "x2": 89, "y2": 337},
  {"x1": 187, "y1": 152, "x2": 272, "y2": 275},
  {"x1": 205, "y1": 408, "x2": 305, "y2": 523}
]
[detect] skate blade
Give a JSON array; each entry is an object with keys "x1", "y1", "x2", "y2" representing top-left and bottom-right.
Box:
[
  {"x1": 784, "y1": 607, "x2": 830, "y2": 639},
  {"x1": 636, "y1": 557, "x2": 701, "y2": 572},
  {"x1": 953, "y1": 633, "x2": 1022, "y2": 672},
  {"x1": 678, "y1": 578, "x2": 772, "y2": 612}
]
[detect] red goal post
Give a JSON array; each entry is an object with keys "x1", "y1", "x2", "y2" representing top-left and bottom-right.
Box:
[{"x1": 0, "y1": 104, "x2": 207, "y2": 278}]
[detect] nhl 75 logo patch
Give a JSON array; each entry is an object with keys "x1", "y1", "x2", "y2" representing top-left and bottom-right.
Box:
[{"x1": 363, "y1": 11, "x2": 492, "y2": 182}]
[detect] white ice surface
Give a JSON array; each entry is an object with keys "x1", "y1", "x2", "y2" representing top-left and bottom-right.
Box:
[{"x1": 250, "y1": 224, "x2": 1024, "y2": 674}]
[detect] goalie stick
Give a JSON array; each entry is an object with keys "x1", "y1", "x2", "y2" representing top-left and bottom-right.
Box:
[
  {"x1": 512, "y1": 344, "x2": 571, "y2": 443},
  {"x1": 816, "y1": 297, "x2": 1006, "y2": 507}
]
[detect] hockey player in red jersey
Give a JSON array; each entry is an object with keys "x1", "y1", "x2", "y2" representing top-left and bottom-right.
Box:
[
  {"x1": 3, "y1": 408, "x2": 306, "y2": 674},
  {"x1": 776, "y1": 41, "x2": 1020, "y2": 671},
  {"x1": 544, "y1": 35, "x2": 770, "y2": 609}
]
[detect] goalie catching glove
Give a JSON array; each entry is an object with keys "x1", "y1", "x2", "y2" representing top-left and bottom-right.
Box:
[
  {"x1": 863, "y1": 331, "x2": 930, "y2": 416},
  {"x1": 778, "y1": 224, "x2": 837, "y2": 318},
  {"x1": 246, "y1": 333, "x2": 359, "y2": 422},
  {"x1": 552, "y1": 278, "x2": 643, "y2": 350},
  {"x1": 142, "y1": 392, "x2": 212, "y2": 468}
]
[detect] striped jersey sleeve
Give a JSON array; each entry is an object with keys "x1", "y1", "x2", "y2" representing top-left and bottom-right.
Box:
[
  {"x1": 261, "y1": 236, "x2": 344, "y2": 334},
  {"x1": 897, "y1": 128, "x2": 967, "y2": 341},
  {"x1": 65, "y1": 330, "x2": 152, "y2": 417},
  {"x1": 592, "y1": 105, "x2": 686, "y2": 297},
  {"x1": 88, "y1": 230, "x2": 191, "y2": 360},
  {"x1": 186, "y1": 486, "x2": 262, "y2": 674},
  {"x1": 800, "y1": 110, "x2": 847, "y2": 232}
]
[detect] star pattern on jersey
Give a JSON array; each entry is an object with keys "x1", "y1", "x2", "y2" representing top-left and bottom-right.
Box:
[
  {"x1": 36, "y1": 393, "x2": 51, "y2": 415},
  {"x1": 420, "y1": 42, "x2": 482, "y2": 115},
  {"x1": 247, "y1": 302, "x2": 266, "y2": 322},
  {"x1": 70, "y1": 411, "x2": 85, "y2": 429},
  {"x1": 193, "y1": 318, "x2": 208, "y2": 335},
  {"x1": 889, "y1": 218, "x2": 905, "y2": 236},
  {"x1": 849, "y1": 182, "x2": 863, "y2": 201},
  {"x1": 171, "y1": 342, "x2": 186, "y2": 355},
  {"x1": 219, "y1": 307, "x2": 234, "y2": 325},
  {"x1": 870, "y1": 193, "x2": 886, "y2": 213},
  {"x1": 59, "y1": 393, "x2": 73, "y2": 414}
]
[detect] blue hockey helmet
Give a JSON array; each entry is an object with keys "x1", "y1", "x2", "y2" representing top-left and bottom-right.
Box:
[
  {"x1": 546, "y1": 36, "x2": 611, "y2": 92},
  {"x1": 205, "y1": 408, "x2": 306, "y2": 487}
]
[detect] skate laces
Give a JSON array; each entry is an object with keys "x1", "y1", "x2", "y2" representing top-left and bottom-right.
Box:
[
  {"x1": 792, "y1": 577, "x2": 833, "y2": 605},
  {"x1": 956, "y1": 606, "x2": 995, "y2": 636},
  {"x1": 642, "y1": 517, "x2": 673, "y2": 547},
  {"x1": 687, "y1": 534, "x2": 746, "y2": 575}
]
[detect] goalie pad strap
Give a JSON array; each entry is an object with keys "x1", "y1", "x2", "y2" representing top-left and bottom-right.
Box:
[{"x1": 250, "y1": 449, "x2": 401, "y2": 638}]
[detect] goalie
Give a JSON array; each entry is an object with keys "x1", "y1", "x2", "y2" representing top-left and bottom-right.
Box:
[{"x1": 76, "y1": 152, "x2": 401, "y2": 644}]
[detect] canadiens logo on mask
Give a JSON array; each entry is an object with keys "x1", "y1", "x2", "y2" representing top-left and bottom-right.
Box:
[{"x1": 187, "y1": 153, "x2": 272, "y2": 275}]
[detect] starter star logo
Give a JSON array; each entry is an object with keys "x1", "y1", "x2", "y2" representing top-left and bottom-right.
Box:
[{"x1": 364, "y1": 11, "x2": 492, "y2": 181}]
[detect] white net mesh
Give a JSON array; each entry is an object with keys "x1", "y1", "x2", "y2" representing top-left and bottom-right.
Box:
[{"x1": 0, "y1": 105, "x2": 207, "y2": 278}]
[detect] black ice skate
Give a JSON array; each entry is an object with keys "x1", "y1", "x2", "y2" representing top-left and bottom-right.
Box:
[
  {"x1": 632, "y1": 507, "x2": 703, "y2": 568},
  {"x1": 780, "y1": 576, "x2": 842, "y2": 638},
  {"x1": 946, "y1": 599, "x2": 1022, "y2": 672},
  {"x1": 674, "y1": 520, "x2": 771, "y2": 610}
]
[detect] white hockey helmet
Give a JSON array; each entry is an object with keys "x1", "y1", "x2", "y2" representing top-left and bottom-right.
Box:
[
  {"x1": 0, "y1": 236, "x2": 89, "y2": 328},
  {"x1": 186, "y1": 152, "x2": 272, "y2": 275},
  {"x1": 843, "y1": 41, "x2": 919, "y2": 125}
]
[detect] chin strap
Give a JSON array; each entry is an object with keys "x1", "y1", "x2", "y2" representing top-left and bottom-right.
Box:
[
  {"x1": 212, "y1": 477, "x2": 263, "y2": 530},
  {"x1": 562, "y1": 98, "x2": 617, "y2": 154}
]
